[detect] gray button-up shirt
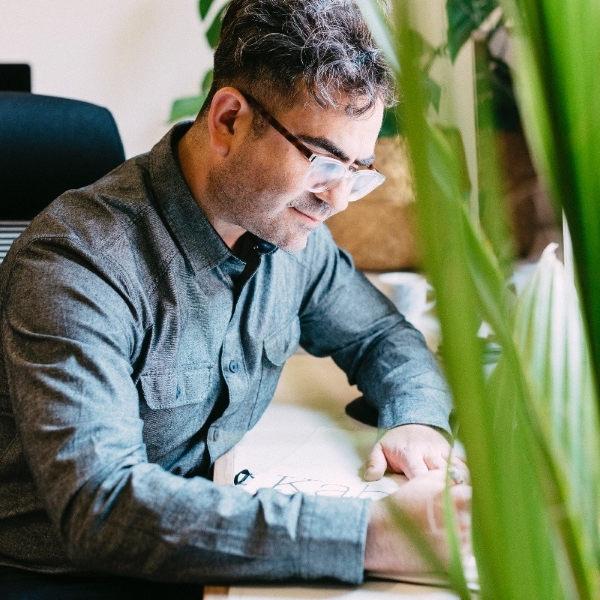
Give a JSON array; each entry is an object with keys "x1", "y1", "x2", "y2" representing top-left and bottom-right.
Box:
[{"x1": 0, "y1": 124, "x2": 451, "y2": 585}]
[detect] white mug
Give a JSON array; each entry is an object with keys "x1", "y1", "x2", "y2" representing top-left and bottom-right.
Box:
[{"x1": 378, "y1": 272, "x2": 435, "y2": 324}]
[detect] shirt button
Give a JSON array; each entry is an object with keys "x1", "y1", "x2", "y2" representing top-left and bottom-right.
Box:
[
  {"x1": 211, "y1": 429, "x2": 220, "y2": 442},
  {"x1": 229, "y1": 360, "x2": 239, "y2": 373}
]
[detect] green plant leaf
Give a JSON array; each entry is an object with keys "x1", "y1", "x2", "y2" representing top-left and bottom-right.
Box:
[
  {"x1": 201, "y1": 69, "x2": 214, "y2": 95},
  {"x1": 443, "y1": 464, "x2": 472, "y2": 600},
  {"x1": 385, "y1": 3, "x2": 600, "y2": 597},
  {"x1": 205, "y1": 3, "x2": 228, "y2": 49},
  {"x1": 472, "y1": 40, "x2": 515, "y2": 274},
  {"x1": 495, "y1": 0, "x2": 600, "y2": 591},
  {"x1": 482, "y1": 243, "x2": 600, "y2": 600},
  {"x1": 514, "y1": 244, "x2": 600, "y2": 577},
  {"x1": 446, "y1": 0, "x2": 500, "y2": 61},
  {"x1": 362, "y1": 0, "x2": 600, "y2": 595},
  {"x1": 378, "y1": 107, "x2": 401, "y2": 138},
  {"x1": 199, "y1": 0, "x2": 218, "y2": 20},
  {"x1": 505, "y1": 0, "x2": 600, "y2": 424},
  {"x1": 169, "y1": 94, "x2": 206, "y2": 122},
  {"x1": 423, "y1": 74, "x2": 442, "y2": 113}
]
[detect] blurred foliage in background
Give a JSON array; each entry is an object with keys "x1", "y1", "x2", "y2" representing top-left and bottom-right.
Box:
[
  {"x1": 361, "y1": 0, "x2": 600, "y2": 597},
  {"x1": 168, "y1": 0, "x2": 228, "y2": 122}
]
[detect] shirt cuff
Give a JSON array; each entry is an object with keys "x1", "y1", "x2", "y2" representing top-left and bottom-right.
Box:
[
  {"x1": 295, "y1": 495, "x2": 370, "y2": 584},
  {"x1": 377, "y1": 388, "x2": 452, "y2": 434}
]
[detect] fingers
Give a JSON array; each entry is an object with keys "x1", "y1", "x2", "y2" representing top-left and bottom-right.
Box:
[
  {"x1": 449, "y1": 482, "x2": 472, "y2": 511},
  {"x1": 364, "y1": 442, "x2": 388, "y2": 481},
  {"x1": 400, "y1": 453, "x2": 429, "y2": 479},
  {"x1": 424, "y1": 452, "x2": 450, "y2": 471},
  {"x1": 448, "y1": 457, "x2": 470, "y2": 485},
  {"x1": 364, "y1": 441, "x2": 430, "y2": 481},
  {"x1": 420, "y1": 453, "x2": 471, "y2": 489},
  {"x1": 365, "y1": 424, "x2": 471, "y2": 483}
]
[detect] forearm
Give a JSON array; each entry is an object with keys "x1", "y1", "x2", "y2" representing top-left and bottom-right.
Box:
[
  {"x1": 364, "y1": 494, "x2": 437, "y2": 575},
  {"x1": 347, "y1": 326, "x2": 452, "y2": 432},
  {"x1": 5, "y1": 331, "x2": 369, "y2": 583},
  {"x1": 364, "y1": 472, "x2": 472, "y2": 576},
  {"x1": 298, "y1": 238, "x2": 451, "y2": 433},
  {"x1": 62, "y1": 463, "x2": 370, "y2": 584},
  {"x1": 302, "y1": 282, "x2": 452, "y2": 432},
  {"x1": 364, "y1": 497, "x2": 396, "y2": 572}
]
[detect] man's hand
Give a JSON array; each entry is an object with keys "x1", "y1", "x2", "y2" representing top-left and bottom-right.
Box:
[
  {"x1": 364, "y1": 470, "x2": 472, "y2": 575},
  {"x1": 364, "y1": 424, "x2": 466, "y2": 481}
]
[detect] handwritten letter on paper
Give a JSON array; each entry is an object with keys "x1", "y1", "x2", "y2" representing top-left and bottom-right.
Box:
[{"x1": 237, "y1": 471, "x2": 401, "y2": 499}]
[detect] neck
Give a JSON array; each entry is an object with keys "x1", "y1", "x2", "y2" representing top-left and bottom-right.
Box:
[{"x1": 176, "y1": 124, "x2": 246, "y2": 250}]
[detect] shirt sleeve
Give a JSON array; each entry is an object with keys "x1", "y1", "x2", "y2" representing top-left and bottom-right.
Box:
[
  {"x1": 298, "y1": 226, "x2": 452, "y2": 433},
  {"x1": 1, "y1": 237, "x2": 369, "y2": 585}
]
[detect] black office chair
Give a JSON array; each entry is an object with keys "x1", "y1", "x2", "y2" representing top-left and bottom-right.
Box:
[{"x1": 0, "y1": 92, "x2": 125, "y2": 261}]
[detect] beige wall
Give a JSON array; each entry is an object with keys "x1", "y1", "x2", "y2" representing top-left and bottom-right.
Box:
[{"x1": 0, "y1": 1, "x2": 219, "y2": 158}]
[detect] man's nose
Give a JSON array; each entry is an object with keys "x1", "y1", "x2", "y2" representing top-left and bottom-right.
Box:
[{"x1": 315, "y1": 179, "x2": 351, "y2": 214}]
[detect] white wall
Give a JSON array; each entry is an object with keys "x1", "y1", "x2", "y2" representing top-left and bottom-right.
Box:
[{"x1": 0, "y1": 1, "x2": 216, "y2": 158}]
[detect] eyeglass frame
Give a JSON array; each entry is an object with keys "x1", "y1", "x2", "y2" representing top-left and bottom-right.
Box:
[{"x1": 238, "y1": 90, "x2": 385, "y2": 201}]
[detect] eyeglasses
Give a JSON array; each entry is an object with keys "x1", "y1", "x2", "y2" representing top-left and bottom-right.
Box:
[{"x1": 240, "y1": 91, "x2": 386, "y2": 202}]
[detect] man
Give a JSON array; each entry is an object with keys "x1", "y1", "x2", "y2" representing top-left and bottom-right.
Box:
[{"x1": 0, "y1": 0, "x2": 470, "y2": 597}]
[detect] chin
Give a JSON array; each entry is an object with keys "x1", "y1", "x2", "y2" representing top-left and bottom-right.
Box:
[
  {"x1": 275, "y1": 230, "x2": 314, "y2": 253},
  {"x1": 280, "y1": 240, "x2": 309, "y2": 253},
  {"x1": 254, "y1": 220, "x2": 316, "y2": 253}
]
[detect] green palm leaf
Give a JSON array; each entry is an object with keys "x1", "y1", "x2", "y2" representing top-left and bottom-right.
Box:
[
  {"x1": 506, "y1": 0, "x2": 600, "y2": 419},
  {"x1": 199, "y1": 0, "x2": 215, "y2": 19},
  {"x1": 361, "y1": 1, "x2": 600, "y2": 596}
]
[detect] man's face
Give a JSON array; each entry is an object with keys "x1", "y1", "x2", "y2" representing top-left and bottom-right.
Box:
[{"x1": 207, "y1": 95, "x2": 385, "y2": 253}]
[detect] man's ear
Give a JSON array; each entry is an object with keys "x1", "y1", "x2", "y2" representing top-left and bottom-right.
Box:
[{"x1": 207, "y1": 87, "x2": 253, "y2": 157}]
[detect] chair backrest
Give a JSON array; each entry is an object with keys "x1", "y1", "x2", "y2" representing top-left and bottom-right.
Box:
[
  {"x1": 0, "y1": 64, "x2": 31, "y2": 92},
  {"x1": 0, "y1": 92, "x2": 125, "y2": 220}
]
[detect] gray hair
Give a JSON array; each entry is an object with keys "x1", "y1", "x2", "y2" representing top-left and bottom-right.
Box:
[{"x1": 202, "y1": 0, "x2": 396, "y2": 117}]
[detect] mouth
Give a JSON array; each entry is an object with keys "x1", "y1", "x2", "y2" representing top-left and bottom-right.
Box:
[{"x1": 292, "y1": 207, "x2": 324, "y2": 225}]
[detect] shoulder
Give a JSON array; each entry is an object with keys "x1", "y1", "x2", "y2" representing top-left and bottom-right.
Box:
[
  {"x1": 15, "y1": 152, "x2": 172, "y2": 265},
  {"x1": 0, "y1": 154, "x2": 174, "y2": 311}
]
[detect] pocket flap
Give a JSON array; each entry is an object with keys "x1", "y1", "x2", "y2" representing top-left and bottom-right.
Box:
[
  {"x1": 140, "y1": 366, "x2": 212, "y2": 409},
  {"x1": 263, "y1": 319, "x2": 301, "y2": 366}
]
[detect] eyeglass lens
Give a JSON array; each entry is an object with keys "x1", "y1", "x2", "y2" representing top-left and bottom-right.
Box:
[{"x1": 304, "y1": 158, "x2": 385, "y2": 202}]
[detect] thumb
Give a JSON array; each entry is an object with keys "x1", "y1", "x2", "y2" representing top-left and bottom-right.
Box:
[{"x1": 364, "y1": 442, "x2": 388, "y2": 481}]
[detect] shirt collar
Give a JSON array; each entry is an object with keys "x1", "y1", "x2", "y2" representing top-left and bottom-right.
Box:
[{"x1": 149, "y1": 122, "x2": 232, "y2": 275}]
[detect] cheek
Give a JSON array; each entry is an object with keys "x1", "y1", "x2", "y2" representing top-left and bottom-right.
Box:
[
  {"x1": 265, "y1": 143, "x2": 307, "y2": 191},
  {"x1": 255, "y1": 161, "x2": 306, "y2": 201},
  {"x1": 241, "y1": 136, "x2": 307, "y2": 198}
]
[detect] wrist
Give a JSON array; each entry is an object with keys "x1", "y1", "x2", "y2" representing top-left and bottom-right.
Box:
[{"x1": 364, "y1": 498, "x2": 393, "y2": 571}]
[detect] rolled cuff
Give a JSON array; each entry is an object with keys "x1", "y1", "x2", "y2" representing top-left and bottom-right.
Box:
[
  {"x1": 295, "y1": 495, "x2": 369, "y2": 584},
  {"x1": 377, "y1": 388, "x2": 452, "y2": 435}
]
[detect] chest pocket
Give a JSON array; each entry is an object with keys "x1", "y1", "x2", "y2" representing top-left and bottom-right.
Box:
[
  {"x1": 138, "y1": 365, "x2": 214, "y2": 465},
  {"x1": 139, "y1": 365, "x2": 213, "y2": 409},
  {"x1": 263, "y1": 318, "x2": 301, "y2": 366},
  {"x1": 249, "y1": 318, "x2": 301, "y2": 429}
]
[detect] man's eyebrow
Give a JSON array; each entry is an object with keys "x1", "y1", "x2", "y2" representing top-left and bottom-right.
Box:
[{"x1": 299, "y1": 134, "x2": 375, "y2": 167}]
